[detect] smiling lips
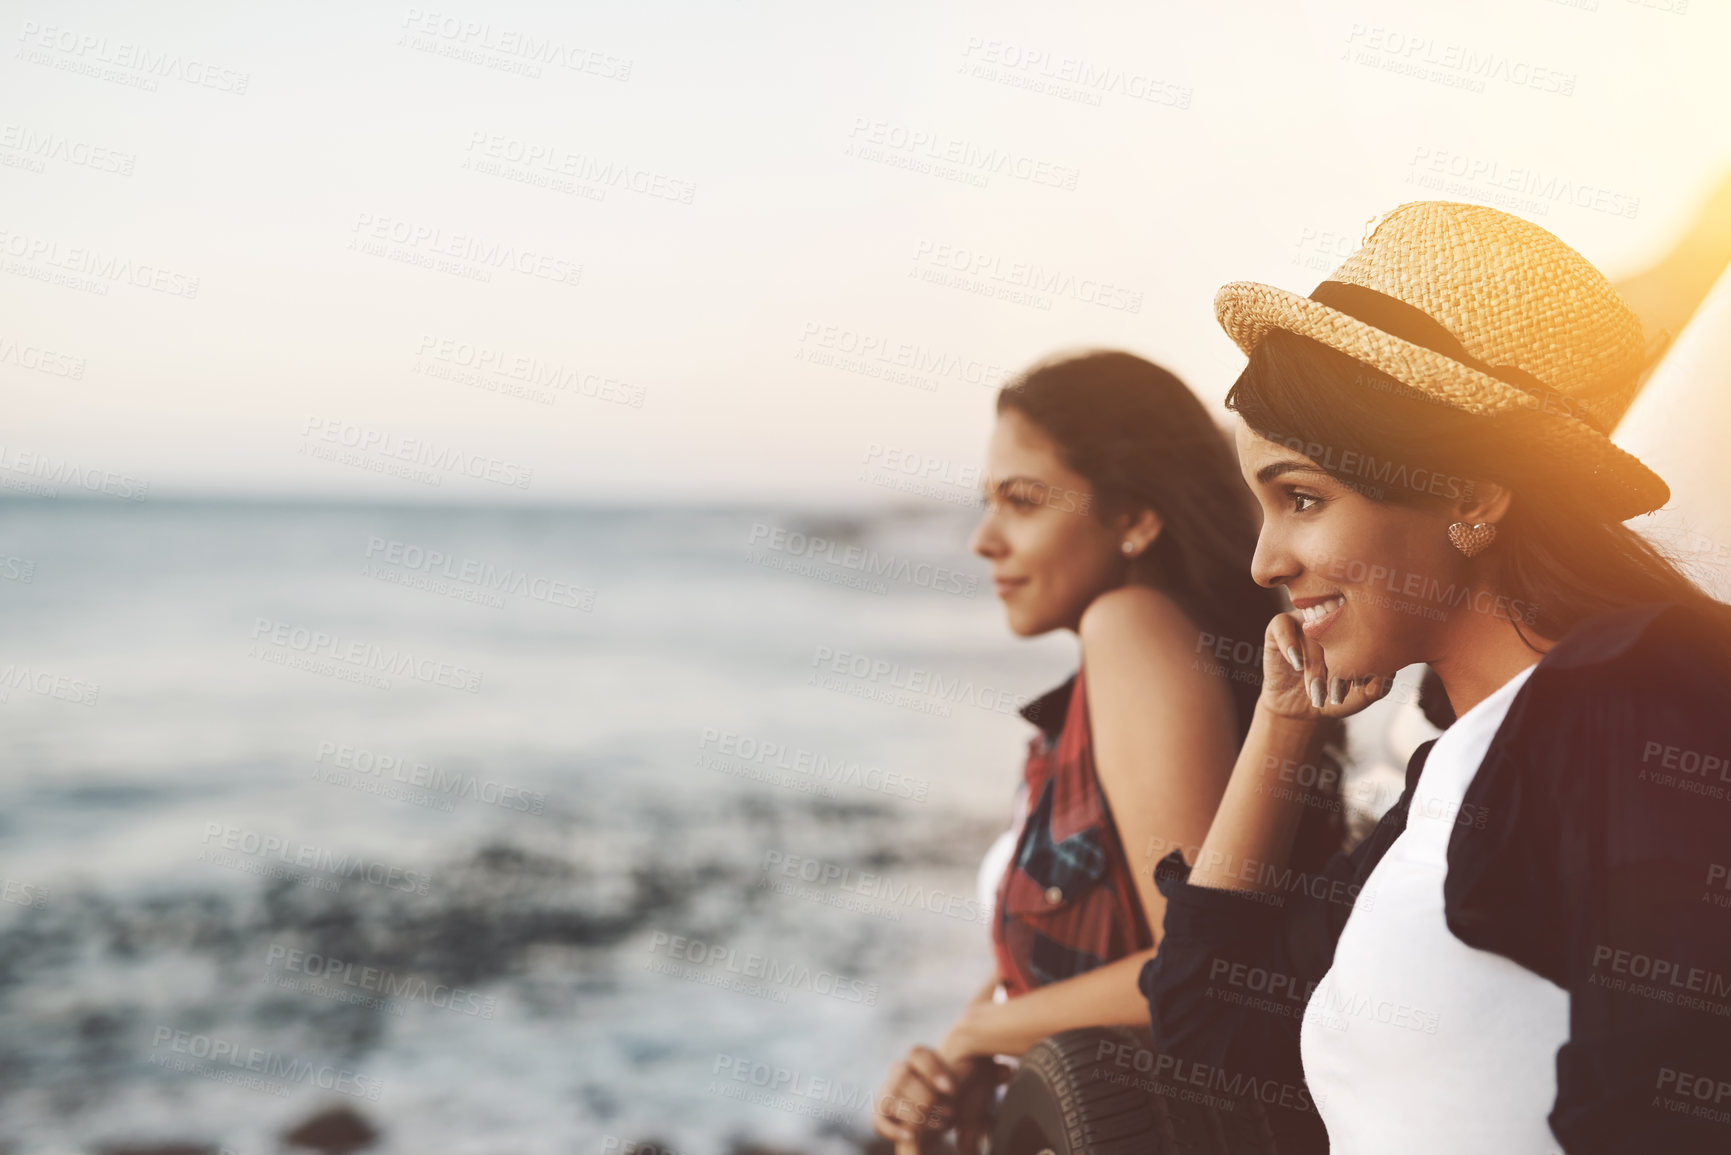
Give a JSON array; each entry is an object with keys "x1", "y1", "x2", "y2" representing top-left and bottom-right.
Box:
[
  {"x1": 994, "y1": 577, "x2": 1027, "y2": 598},
  {"x1": 1296, "y1": 594, "x2": 1345, "y2": 637}
]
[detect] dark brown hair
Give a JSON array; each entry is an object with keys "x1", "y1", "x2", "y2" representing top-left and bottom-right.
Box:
[
  {"x1": 1000, "y1": 349, "x2": 1344, "y2": 865},
  {"x1": 1225, "y1": 328, "x2": 1730, "y2": 649}
]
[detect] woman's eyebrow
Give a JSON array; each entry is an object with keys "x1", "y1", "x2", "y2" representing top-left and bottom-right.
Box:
[
  {"x1": 985, "y1": 474, "x2": 1048, "y2": 493},
  {"x1": 1254, "y1": 459, "x2": 1332, "y2": 485}
]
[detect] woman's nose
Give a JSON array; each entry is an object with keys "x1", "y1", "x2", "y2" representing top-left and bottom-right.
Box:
[
  {"x1": 1249, "y1": 526, "x2": 1296, "y2": 590},
  {"x1": 970, "y1": 512, "x2": 1004, "y2": 559}
]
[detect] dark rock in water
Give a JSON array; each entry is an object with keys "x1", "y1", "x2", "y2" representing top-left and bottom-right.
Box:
[
  {"x1": 618, "y1": 1140, "x2": 680, "y2": 1155},
  {"x1": 282, "y1": 1104, "x2": 380, "y2": 1152},
  {"x1": 725, "y1": 1142, "x2": 814, "y2": 1155},
  {"x1": 96, "y1": 1145, "x2": 217, "y2": 1155}
]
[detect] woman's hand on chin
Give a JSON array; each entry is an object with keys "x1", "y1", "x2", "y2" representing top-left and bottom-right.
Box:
[{"x1": 1260, "y1": 609, "x2": 1394, "y2": 720}]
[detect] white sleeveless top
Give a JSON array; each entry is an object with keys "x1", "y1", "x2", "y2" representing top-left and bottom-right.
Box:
[{"x1": 1301, "y1": 662, "x2": 1570, "y2": 1154}]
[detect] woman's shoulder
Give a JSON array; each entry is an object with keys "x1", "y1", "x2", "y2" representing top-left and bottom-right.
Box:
[
  {"x1": 1077, "y1": 585, "x2": 1204, "y2": 656},
  {"x1": 1495, "y1": 600, "x2": 1731, "y2": 790},
  {"x1": 1522, "y1": 600, "x2": 1731, "y2": 722},
  {"x1": 1077, "y1": 586, "x2": 1232, "y2": 707},
  {"x1": 1538, "y1": 599, "x2": 1731, "y2": 675}
]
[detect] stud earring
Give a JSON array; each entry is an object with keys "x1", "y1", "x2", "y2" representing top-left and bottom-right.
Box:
[
  {"x1": 1447, "y1": 522, "x2": 1497, "y2": 558},
  {"x1": 1121, "y1": 541, "x2": 1136, "y2": 556}
]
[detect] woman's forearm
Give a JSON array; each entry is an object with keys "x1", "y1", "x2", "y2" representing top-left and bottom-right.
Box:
[
  {"x1": 965, "y1": 970, "x2": 1000, "y2": 1007},
  {"x1": 1184, "y1": 703, "x2": 1326, "y2": 894},
  {"x1": 940, "y1": 949, "x2": 1156, "y2": 1062}
]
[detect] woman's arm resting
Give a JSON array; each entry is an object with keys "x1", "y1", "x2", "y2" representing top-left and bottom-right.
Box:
[{"x1": 940, "y1": 947, "x2": 1157, "y2": 1062}]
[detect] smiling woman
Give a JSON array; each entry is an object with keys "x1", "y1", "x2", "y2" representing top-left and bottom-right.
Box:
[{"x1": 1141, "y1": 201, "x2": 1731, "y2": 1155}]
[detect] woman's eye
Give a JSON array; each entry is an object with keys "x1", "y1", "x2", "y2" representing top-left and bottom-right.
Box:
[{"x1": 1286, "y1": 489, "x2": 1321, "y2": 513}]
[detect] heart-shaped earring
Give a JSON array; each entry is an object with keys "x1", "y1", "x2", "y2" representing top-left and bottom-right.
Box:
[{"x1": 1447, "y1": 521, "x2": 1497, "y2": 558}]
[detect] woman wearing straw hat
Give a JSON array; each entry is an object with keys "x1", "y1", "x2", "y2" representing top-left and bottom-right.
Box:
[{"x1": 1139, "y1": 201, "x2": 1731, "y2": 1154}]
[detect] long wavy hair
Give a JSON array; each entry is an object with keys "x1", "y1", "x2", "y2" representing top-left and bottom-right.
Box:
[{"x1": 999, "y1": 350, "x2": 1345, "y2": 864}]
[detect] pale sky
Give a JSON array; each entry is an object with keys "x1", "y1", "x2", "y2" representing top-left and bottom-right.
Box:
[{"x1": 4, "y1": 0, "x2": 1727, "y2": 505}]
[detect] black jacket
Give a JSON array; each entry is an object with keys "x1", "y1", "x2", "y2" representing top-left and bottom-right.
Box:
[{"x1": 1139, "y1": 602, "x2": 1731, "y2": 1154}]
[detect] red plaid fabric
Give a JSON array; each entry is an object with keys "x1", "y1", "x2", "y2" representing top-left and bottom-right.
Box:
[{"x1": 991, "y1": 664, "x2": 1152, "y2": 998}]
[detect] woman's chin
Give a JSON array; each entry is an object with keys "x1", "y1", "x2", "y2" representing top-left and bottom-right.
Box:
[
  {"x1": 1321, "y1": 642, "x2": 1393, "y2": 684},
  {"x1": 1003, "y1": 607, "x2": 1053, "y2": 638}
]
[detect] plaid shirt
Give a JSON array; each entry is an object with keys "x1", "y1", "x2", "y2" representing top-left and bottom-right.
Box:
[{"x1": 991, "y1": 664, "x2": 1151, "y2": 997}]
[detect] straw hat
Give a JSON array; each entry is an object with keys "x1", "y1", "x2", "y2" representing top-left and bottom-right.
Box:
[{"x1": 1216, "y1": 200, "x2": 1669, "y2": 521}]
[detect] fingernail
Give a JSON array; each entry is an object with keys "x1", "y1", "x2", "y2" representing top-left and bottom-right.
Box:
[
  {"x1": 1308, "y1": 679, "x2": 1325, "y2": 709},
  {"x1": 1330, "y1": 677, "x2": 1347, "y2": 705},
  {"x1": 1283, "y1": 645, "x2": 1303, "y2": 672}
]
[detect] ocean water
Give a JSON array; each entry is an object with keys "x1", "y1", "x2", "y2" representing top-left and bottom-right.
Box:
[
  {"x1": 0, "y1": 499, "x2": 1078, "y2": 1155},
  {"x1": 0, "y1": 498, "x2": 1436, "y2": 1155}
]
